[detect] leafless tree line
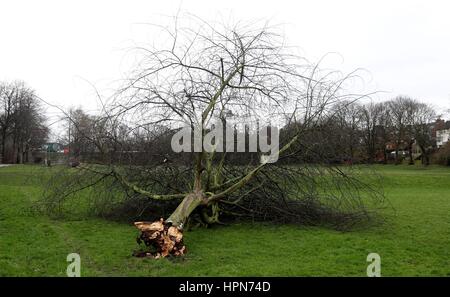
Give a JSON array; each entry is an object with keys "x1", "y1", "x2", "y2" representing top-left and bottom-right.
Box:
[
  {"x1": 328, "y1": 96, "x2": 437, "y2": 165},
  {"x1": 0, "y1": 81, "x2": 48, "y2": 164},
  {"x1": 62, "y1": 94, "x2": 440, "y2": 167}
]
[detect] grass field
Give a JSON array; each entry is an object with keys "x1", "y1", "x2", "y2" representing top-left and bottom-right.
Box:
[{"x1": 0, "y1": 164, "x2": 449, "y2": 276}]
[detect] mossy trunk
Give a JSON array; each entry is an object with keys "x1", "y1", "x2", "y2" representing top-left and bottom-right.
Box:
[{"x1": 166, "y1": 192, "x2": 205, "y2": 228}]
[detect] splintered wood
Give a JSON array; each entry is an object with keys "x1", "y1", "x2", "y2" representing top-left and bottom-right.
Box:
[{"x1": 133, "y1": 218, "x2": 186, "y2": 258}]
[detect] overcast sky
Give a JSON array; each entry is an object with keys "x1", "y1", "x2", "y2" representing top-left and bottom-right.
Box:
[{"x1": 1, "y1": 0, "x2": 450, "y2": 134}]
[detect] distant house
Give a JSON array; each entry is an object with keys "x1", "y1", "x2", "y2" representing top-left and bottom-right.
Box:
[{"x1": 436, "y1": 129, "x2": 450, "y2": 148}]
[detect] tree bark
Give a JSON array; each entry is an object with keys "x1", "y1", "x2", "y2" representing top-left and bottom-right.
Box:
[
  {"x1": 419, "y1": 145, "x2": 430, "y2": 166},
  {"x1": 166, "y1": 192, "x2": 206, "y2": 228},
  {"x1": 408, "y1": 142, "x2": 414, "y2": 165},
  {"x1": 1, "y1": 129, "x2": 6, "y2": 164}
]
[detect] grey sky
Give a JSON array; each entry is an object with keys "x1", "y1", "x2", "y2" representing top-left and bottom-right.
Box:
[{"x1": 1, "y1": 0, "x2": 449, "y2": 133}]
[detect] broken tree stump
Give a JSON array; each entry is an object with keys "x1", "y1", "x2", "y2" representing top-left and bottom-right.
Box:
[{"x1": 133, "y1": 218, "x2": 186, "y2": 258}]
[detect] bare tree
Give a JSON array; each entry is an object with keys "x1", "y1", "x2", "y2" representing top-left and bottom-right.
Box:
[
  {"x1": 0, "y1": 82, "x2": 16, "y2": 163},
  {"x1": 410, "y1": 102, "x2": 436, "y2": 165},
  {"x1": 44, "y1": 18, "x2": 384, "y2": 258},
  {"x1": 0, "y1": 81, "x2": 48, "y2": 164},
  {"x1": 360, "y1": 102, "x2": 385, "y2": 163},
  {"x1": 376, "y1": 103, "x2": 392, "y2": 164},
  {"x1": 61, "y1": 107, "x2": 97, "y2": 158},
  {"x1": 331, "y1": 100, "x2": 362, "y2": 163},
  {"x1": 387, "y1": 96, "x2": 415, "y2": 164}
]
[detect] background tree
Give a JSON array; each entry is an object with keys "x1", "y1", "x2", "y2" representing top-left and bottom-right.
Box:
[
  {"x1": 360, "y1": 102, "x2": 384, "y2": 163},
  {"x1": 0, "y1": 81, "x2": 48, "y2": 164},
  {"x1": 63, "y1": 108, "x2": 97, "y2": 158},
  {"x1": 0, "y1": 82, "x2": 15, "y2": 163},
  {"x1": 410, "y1": 101, "x2": 436, "y2": 165},
  {"x1": 387, "y1": 96, "x2": 414, "y2": 164},
  {"x1": 331, "y1": 100, "x2": 362, "y2": 163}
]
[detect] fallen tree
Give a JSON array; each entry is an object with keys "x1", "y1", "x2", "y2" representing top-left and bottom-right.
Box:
[{"x1": 42, "y1": 16, "x2": 384, "y2": 258}]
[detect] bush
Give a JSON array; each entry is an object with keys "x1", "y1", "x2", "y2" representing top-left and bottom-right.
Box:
[{"x1": 433, "y1": 143, "x2": 450, "y2": 166}]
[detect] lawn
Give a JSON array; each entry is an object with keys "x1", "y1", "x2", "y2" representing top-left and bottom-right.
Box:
[{"x1": 0, "y1": 164, "x2": 449, "y2": 276}]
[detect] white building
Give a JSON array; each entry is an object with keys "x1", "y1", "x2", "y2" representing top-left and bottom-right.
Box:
[{"x1": 436, "y1": 129, "x2": 450, "y2": 148}]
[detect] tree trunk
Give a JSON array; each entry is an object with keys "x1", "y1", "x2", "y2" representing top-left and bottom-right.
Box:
[
  {"x1": 0, "y1": 129, "x2": 6, "y2": 164},
  {"x1": 421, "y1": 146, "x2": 430, "y2": 166},
  {"x1": 408, "y1": 144, "x2": 413, "y2": 165},
  {"x1": 24, "y1": 144, "x2": 29, "y2": 163},
  {"x1": 395, "y1": 145, "x2": 399, "y2": 164},
  {"x1": 166, "y1": 192, "x2": 205, "y2": 228},
  {"x1": 17, "y1": 143, "x2": 23, "y2": 164},
  {"x1": 133, "y1": 219, "x2": 186, "y2": 258}
]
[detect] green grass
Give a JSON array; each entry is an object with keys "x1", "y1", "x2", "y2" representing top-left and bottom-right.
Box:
[{"x1": 0, "y1": 164, "x2": 449, "y2": 276}]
